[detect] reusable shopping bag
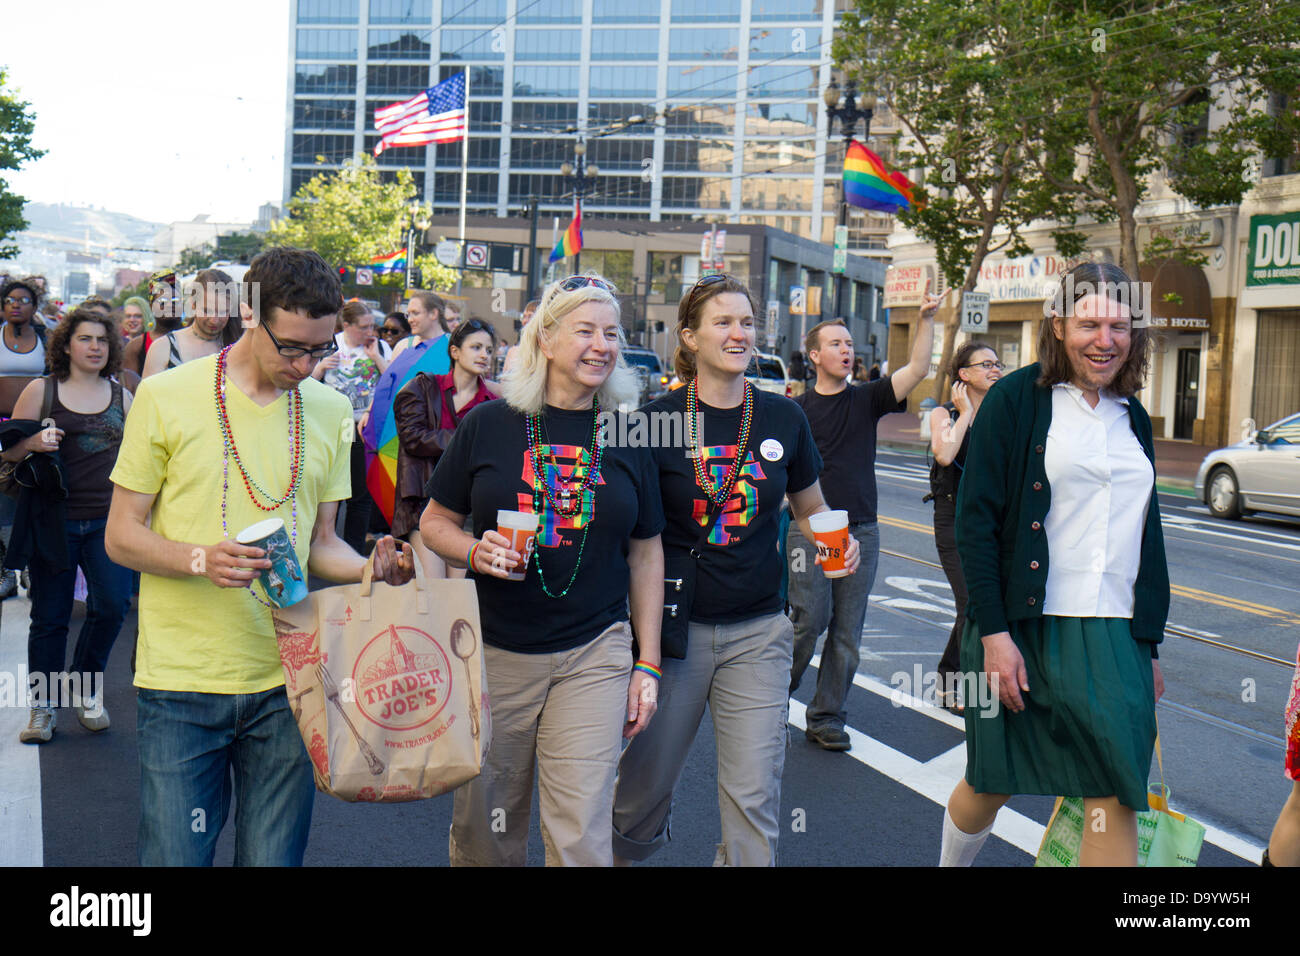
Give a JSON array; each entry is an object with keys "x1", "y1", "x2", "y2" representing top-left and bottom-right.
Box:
[{"x1": 271, "y1": 558, "x2": 490, "y2": 802}]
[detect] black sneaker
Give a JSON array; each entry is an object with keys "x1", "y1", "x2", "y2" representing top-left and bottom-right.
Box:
[{"x1": 805, "y1": 725, "x2": 851, "y2": 751}]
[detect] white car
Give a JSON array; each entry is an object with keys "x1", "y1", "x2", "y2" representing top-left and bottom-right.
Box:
[
  {"x1": 1194, "y1": 412, "x2": 1300, "y2": 519},
  {"x1": 745, "y1": 352, "x2": 790, "y2": 397}
]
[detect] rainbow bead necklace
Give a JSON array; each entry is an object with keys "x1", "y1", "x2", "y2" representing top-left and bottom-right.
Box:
[{"x1": 687, "y1": 378, "x2": 753, "y2": 505}]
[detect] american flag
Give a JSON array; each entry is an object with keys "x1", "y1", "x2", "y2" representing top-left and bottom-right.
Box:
[{"x1": 372, "y1": 73, "x2": 466, "y2": 156}]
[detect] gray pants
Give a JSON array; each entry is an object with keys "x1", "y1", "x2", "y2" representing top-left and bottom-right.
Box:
[
  {"x1": 449, "y1": 621, "x2": 633, "y2": 867},
  {"x1": 612, "y1": 612, "x2": 793, "y2": 867}
]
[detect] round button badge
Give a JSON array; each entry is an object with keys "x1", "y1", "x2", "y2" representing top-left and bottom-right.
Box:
[{"x1": 760, "y1": 438, "x2": 784, "y2": 462}]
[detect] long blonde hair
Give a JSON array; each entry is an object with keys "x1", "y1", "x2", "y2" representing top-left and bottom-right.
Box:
[{"x1": 501, "y1": 274, "x2": 639, "y2": 414}]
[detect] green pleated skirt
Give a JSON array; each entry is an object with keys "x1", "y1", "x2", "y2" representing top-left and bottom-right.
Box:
[{"x1": 959, "y1": 615, "x2": 1156, "y2": 812}]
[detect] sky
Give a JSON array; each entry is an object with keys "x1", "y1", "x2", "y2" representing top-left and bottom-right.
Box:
[{"x1": 5, "y1": 0, "x2": 290, "y2": 226}]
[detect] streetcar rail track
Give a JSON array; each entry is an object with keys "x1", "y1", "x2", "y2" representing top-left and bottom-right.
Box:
[{"x1": 879, "y1": 547, "x2": 1293, "y2": 669}]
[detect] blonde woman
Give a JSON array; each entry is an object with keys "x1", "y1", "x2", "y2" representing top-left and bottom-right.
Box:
[{"x1": 420, "y1": 274, "x2": 665, "y2": 866}]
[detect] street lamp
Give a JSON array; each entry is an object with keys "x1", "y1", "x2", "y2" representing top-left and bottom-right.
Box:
[
  {"x1": 405, "y1": 201, "x2": 432, "y2": 290},
  {"x1": 824, "y1": 79, "x2": 876, "y2": 321},
  {"x1": 560, "y1": 139, "x2": 600, "y2": 273}
]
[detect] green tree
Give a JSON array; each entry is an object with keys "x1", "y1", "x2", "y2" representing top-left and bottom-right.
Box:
[
  {"x1": 836, "y1": 0, "x2": 1086, "y2": 400},
  {"x1": 214, "y1": 231, "x2": 266, "y2": 264},
  {"x1": 0, "y1": 69, "x2": 46, "y2": 260},
  {"x1": 269, "y1": 156, "x2": 455, "y2": 291},
  {"x1": 174, "y1": 245, "x2": 212, "y2": 274},
  {"x1": 1031, "y1": 0, "x2": 1300, "y2": 278}
]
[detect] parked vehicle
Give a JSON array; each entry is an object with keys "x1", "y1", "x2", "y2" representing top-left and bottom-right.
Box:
[
  {"x1": 622, "y1": 346, "x2": 671, "y2": 405},
  {"x1": 1194, "y1": 412, "x2": 1300, "y2": 519},
  {"x1": 745, "y1": 351, "x2": 790, "y2": 397}
]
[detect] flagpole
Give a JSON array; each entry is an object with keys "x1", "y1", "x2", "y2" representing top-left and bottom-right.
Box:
[{"x1": 458, "y1": 67, "x2": 469, "y2": 248}]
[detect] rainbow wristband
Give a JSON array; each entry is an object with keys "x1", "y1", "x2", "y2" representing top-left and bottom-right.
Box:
[
  {"x1": 633, "y1": 661, "x2": 662, "y2": 680},
  {"x1": 467, "y1": 542, "x2": 480, "y2": 572}
]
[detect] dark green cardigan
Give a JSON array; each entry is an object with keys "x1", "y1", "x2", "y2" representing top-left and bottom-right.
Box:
[{"x1": 955, "y1": 363, "x2": 1169, "y2": 653}]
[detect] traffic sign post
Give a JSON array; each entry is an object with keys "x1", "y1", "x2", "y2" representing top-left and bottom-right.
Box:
[
  {"x1": 832, "y1": 225, "x2": 848, "y2": 275},
  {"x1": 961, "y1": 291, "x2": 989, "y2": 334},
  {"x1": 435, "y1": 240, "x2": 462, "y2": 268},
  {"x1": 464, "y1": 242, "x2": 489, "y2": 270}
]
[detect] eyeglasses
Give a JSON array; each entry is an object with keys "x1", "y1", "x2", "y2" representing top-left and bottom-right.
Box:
[
  {"x1": 963, "y1": 360, "x2": 1006, "y2": 371},
  {"x1": 4, "y1": 296, "x2": 33, "y2": 306},
  {"x1": 558, "y1": 275, "x2": 615, "y2": 293},
  {"x1": 260, "y1": 321, "x2": 339, "y2": 360},
  {"x1": 378, "y1": 327, "x2": 403, "y2": 337}
]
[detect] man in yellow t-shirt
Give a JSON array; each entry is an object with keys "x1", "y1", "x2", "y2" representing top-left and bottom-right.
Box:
[{"x1": 107, "y1": 247, "x2": 414, "y2": 866}]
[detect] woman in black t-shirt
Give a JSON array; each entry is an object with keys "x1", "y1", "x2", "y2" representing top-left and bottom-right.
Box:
[
  {"x1": 421, "y1": 274, "x2": 665, "y2": 867},
  {"x1": 4, "y1": 308, "x2": 134, "y2": 744},
  {"x1": 611, "y1": 275, "x2": 860, "y2": 867},
  {"x1": 927, "y1": 341, "x2": 1002, "y2": 709}
]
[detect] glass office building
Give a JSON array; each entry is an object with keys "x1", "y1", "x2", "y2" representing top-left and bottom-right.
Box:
[{"x1": 286, "y1": 0, "x2": 897, "y2": 252}]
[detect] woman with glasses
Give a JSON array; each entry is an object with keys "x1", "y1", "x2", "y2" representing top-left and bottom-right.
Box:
[
  {"x1": 392, "y1": 318, "x2": 495, "y2": 578},
  {"x1": 612, "y1": 273, "x2": 859, "y2": 867},
  {"x1": 420, "y1": 273, "x2": 664, "y2": 866},
  {"x1": 1, "y1": 278, "x2": 47, "y2": 378},
  {"x1": 141, "y1": 270, "x2": 240, "y2": 379},
  {"x1": 926, "y1": 342, "x2": 1003, "y2": 711},
  {"x1": 120, "y1": 297, "x2": 150, "y2": 341}
]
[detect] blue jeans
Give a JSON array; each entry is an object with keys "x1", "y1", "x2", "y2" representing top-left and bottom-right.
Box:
[
  {"x1": 136, "y1": 686, "x2": 315, "y2": 866},
  {"x1": 27, "y1": 516, "x2": 131, "y2": 705},
  {"x1": 787, "y1": 521, "x2": 881, "y2": 731}
]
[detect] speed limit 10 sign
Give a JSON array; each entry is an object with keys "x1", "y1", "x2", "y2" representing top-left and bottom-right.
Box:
[{"x1": 961, "y1": 291, "x2": 989, "y2": 333}]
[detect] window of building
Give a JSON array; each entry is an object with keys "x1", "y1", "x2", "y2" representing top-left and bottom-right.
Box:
[
  {"x1": 590, "y1": 66, "x2": 658, "y2": 98},
  {"x1": 508, "y1": 174, "x2": 569, "y2": 204},
  {"x1": 509, "y1": 138, "x2": 574, "y2": 169},
  {"x1": 297, "y1": 0, "x2": 358, "y2": 23},
  {"x1": 667, "y1": 65, "x2": 735, "y2": 97},
  {"x1": 515, "y1": 101, "x2": 580, "y2": 128},
  {"x1": 363, "y1": 133, "x2": 430, "y2": 165},
  {"x1": 293, "y1": 133, "x2": 354, "y2": 164},
  {"x1": 471, "y1": 101, "x2": 504, "y2": 131},
  {"x1": 443, "y1": 0, "x2": 504, "y2": 23},
  {"x1": 1263, "y1": 90, "x2": 1300, "y2": 178},
  {"x1": 669, "y1": 28, "x2": 739, "y2": 60},
  {"x1": 367, "y1": 30, "x2": 430, "y2": 59},
  {"x1": 742, "y1": 177, "x2": 814, "y2": 210},
  {"x1": 662, "y1": 177, "x2": 731, "y2": 208},
  {"x1": 369, "y1": 0, "x2": 432, "y2": 23},
  {"x1": 751, "y1": 0, "x2": 825, "y2": 19},
  {"x1": 290, "y1": 167, "x2": 327, "y2": 196},
  {"x1": 747, "y1": 64, "x2": 818, "y2": 98},
  {"x1": 651, "y1": 252, "x2": 685, "y2": 298},
  {"x1": 574, "y1": 250, "x2": 634, "y2": 289},
  {"x1": 591, "y1": 29, "x2": 659, "y2": 60},
  {"x1": 294, "y1": 98, "x2": 356, "y2": 129},
  {"x1": 514, "y1": 66, "x2": 580, "y2": 97},
  {"x1": 587, "y1": 138, "x2": 654, "y2": 170},
  {"x1": 515, "y1": 29, "x2": 582, "y2": 60},
  {"x1": 296, "y1": 29, "x2": 358, "y2": 59},
  {"x1": 748, "y1": 25, "x2": 822, "y2": 59},
  {"x1": 593, "y1": 0, "x2": 659, "y2": 21},
  {"x1": 587, "y1": 102, "x2": 655, "y2": 132},
  {"x1": 440, "y1": 64, "x2": 505, "y2": 95},
  {"x1": 378, "y1": 169, "x2": 425, "y2": 194},
  {"x1": 295, "y1": 64, "x2": 358, "y2": 95},
  {"x1": 518, "y1": 0, "x2": 581, "y2": 23},
  {"x1": 743, "y1": 139, "x2": 815, "y2": 174},
  {"x1": 440, "y1": 29, "x2": 505, "y2": 60},
  {"x1": 433, "y1": 172, "x2": 498, "y2": 203},
  {"x1": 664, "y1": 138, "x2": 734, "y2": 172},
  {"x1": 368, "y1": 64, "x2": 430, "y2": 96},
  {"x1": 430, "y1": 137, "x2": 500, "y2": 167},
  {"x1": 586, "y1": 177, "x2": 653, "y2": 207},
  {"x1": 744, "y1": 101, "x2": 817, "y2": 136},
  {"x1": 665, "y1": 104, "x2": 736, "y2": 135},
  {"x1": 671, "y1": 0, "x2": 740, "y2": 22}
]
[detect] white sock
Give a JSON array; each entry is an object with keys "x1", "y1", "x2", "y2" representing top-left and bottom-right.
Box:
[{"x1": 939, "y1": 807, "x2": 995, "y2": 867}]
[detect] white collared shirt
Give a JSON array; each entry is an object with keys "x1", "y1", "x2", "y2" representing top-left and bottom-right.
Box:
[{"x1": 1042, "y1": 383, "x2": 1153, "y2": 618}]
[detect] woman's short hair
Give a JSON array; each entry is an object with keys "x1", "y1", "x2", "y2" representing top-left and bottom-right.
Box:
[
  {"x1": 949, "y1": 340, "x2": 996, "y2": 384},
  {"x1": 673, "y1": 274, "x2": 758, "y2": 382},
  {"x1": 1037, "y1": 261, "x2": 1151, "y2": 398},
  {"x1": 409, "y1": 290, "x2": 449, "y2": 334},
  {"x1": 47, "y1": 306, "x2": 122, "y2": 380},
  {"x1": 340, "y1": 299, "x2": 371, "y2": 326},
  {"x1": 122, "y1": 295, "x2": 152, "y2": 329},
  {"x1": 501, "y1": 274, "x2": 638, "y2": 415}
]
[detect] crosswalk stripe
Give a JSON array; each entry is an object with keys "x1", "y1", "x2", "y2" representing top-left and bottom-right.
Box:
[{"x1": 0, "y1": 593, "x2": 43, "y2": 866}]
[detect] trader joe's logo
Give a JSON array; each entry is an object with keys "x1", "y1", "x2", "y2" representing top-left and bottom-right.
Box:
[{"x1": 353, "y1": 624, "x2": 452, "y2": 731}]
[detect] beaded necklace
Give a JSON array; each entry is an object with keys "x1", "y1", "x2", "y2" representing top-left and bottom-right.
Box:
[
  {"x1": 215, "y1": 345, "x2": 305, "y2": 606},
  {"x1": 687, "y1": 377, "x2": 753, "y2": 505},
  {"x1": 523, "y1": 402, "x2": 603, "y2": 599}
]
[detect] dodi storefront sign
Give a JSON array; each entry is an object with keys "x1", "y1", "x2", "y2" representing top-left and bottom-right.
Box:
[{"x1": 1247, "y1": 213, "x2": 1300, "y2": 286}]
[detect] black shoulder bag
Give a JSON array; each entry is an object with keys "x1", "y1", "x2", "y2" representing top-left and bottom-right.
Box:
[{"x1": 658, "y1": 423, "x2": 753, "y2": 660}]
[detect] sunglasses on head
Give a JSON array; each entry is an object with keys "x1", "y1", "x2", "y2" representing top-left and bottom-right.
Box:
[
  {"x1": 682, "y1": 272, "x2": 730, "y2": 309},
  {"x1": 558, "y1": 275, "x2": 615, "y2": 293}
]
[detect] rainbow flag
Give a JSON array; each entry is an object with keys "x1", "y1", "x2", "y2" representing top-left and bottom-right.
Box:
[
  {"x1": 843, "y1": 139, "x2": 917, "y2": 214},
  {"x1": 548, "y1": 206, "x2": 582, "y2": 263},
  {"x1": 368, "y1": 249, "x2": 407, "y2": 274}
]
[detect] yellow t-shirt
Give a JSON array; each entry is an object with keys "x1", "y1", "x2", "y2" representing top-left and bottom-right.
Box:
[{"x1": 110, "y1": 354, "x2": 353, "y2": 693}]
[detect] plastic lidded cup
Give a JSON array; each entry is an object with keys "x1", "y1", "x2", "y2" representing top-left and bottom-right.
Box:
[
  {"x1": 495, "y1": 509, "x2": 539, "y2": 582},
  {"x1": 808, "y1": 509, "x2": 851, "y2": 578},
  {"x1": 236, "y1": 517, "x2": 309, "y2": 607}
]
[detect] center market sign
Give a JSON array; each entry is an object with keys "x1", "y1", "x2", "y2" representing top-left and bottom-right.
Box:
[{"x1": 1247, "y1": 212, "x2": 1300, "y2": 286}]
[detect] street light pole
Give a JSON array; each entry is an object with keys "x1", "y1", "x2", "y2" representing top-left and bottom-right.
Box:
[
  {"x1": 823, "y1": 79, "x2": 875, "y2": 322},
  {"x1": 405, "y1": 201, "x2": 431, "y2": 291},
  {"x1": 561, "y1": 139, "x2": 599, "y2": 274},
  {"x1": 525, "y1": 194, "x2": 540, "y2": 301}
]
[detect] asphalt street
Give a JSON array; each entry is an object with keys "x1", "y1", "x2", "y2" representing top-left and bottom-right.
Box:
[{"x1": 1, "y1": 447, "x2": 1296, "y2": 866}]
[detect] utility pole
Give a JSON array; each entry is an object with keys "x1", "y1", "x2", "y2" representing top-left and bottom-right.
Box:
[
  {"x1": 525, "y1": 195, "x2": 540, "y2": 301},
  {"x1": 823, "y1": 79, "x2": 875, "y2": 321}
]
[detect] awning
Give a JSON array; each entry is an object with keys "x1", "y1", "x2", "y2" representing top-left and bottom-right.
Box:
[{"x1": 1138, "y1": 258, "x2": 1212, "y2": 330}]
